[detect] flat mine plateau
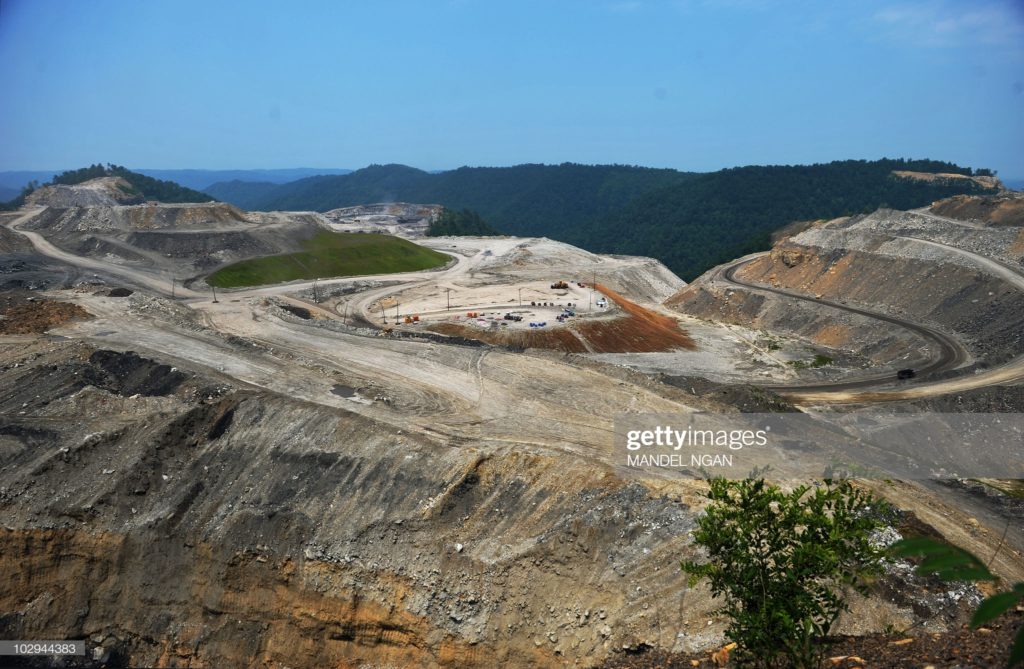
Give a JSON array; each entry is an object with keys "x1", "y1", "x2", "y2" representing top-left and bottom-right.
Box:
[{"x1": 1, "y1": 176, "x2": 1023, "y2": 667}]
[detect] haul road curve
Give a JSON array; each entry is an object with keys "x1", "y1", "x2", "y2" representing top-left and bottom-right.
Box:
[{"x1": 718, "y1": 255, "x2": 968, "y2": 393}]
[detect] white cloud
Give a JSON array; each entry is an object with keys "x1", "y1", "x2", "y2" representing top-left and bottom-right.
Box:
[{"x1": 873, "y1": 1, "x2": 1024, "y2": 48}]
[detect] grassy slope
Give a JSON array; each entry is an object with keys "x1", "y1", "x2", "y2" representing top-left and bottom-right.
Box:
[{"x1": 207, "y1": 230, "x2": 449, "y2": 288}]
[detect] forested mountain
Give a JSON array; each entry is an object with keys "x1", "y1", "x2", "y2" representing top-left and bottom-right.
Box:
[
  {"x1": 206, "y1": 159, "x2": 994, "y2": 279},
  {"x1": 574, "y1": 159, "x2": 995, "y2": 279},
  {"x1": 426, "y1": 208, "x2": 500, "y2": 236},
  {"x1": 205, "y1": 163, "x2": 696, "y2": 237},
  {"x1": 199, "y1": 180, "x2": 279, "y2": 206}
]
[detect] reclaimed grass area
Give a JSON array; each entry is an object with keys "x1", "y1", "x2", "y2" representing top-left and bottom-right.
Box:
[{"x1": 207, "y1": 230, "x2": 449, "y2": 288}]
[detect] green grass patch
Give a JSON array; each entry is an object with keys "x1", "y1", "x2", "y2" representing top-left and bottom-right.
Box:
[
  {"x1": 789, "y1": 354, "x2": 834, "y2": 369},
  {"x1": 975, "y1": 479, "x2": 1024, "y2": 499},
  {"x1": 207, "y1": 230, "x2": 450, "y2": 288}
]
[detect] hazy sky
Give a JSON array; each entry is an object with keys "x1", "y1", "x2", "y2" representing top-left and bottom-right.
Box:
[{"x1": 1, "y1": 0, "x2": 1022, "y2": 176}]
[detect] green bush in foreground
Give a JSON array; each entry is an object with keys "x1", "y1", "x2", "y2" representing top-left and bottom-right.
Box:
[{"x1": 682, "y1": 478, "x2": 887, "y2": 669}]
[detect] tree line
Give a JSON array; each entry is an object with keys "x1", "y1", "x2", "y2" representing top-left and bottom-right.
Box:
[{"x1": 205, "y1": 158, "x2": 996, "y2": 280}]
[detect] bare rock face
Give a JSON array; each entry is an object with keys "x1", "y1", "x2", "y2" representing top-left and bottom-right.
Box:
[
  {"x1": 0, "y1": 340, "x2": 704, "y2": 668},
  {"x1": 891, "y1": 170, "x2": 1003, "y2": 192},
  {"x1": 930, "y1": 193, "x2": 1024, "y2": 227},
  {"x1": 779, "y1": 248, "x2": 804, "y2": 268},
  {"x1": 322, "y1": 203, "x2": 443, "y2": 238},
  {"x1": 26, "y1": 177, "x2": 145, "y2": 207}
]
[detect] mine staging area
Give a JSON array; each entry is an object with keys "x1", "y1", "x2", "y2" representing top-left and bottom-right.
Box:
[{"x1": 2, "y1": 178, "x2": 1024, "y2": 668}]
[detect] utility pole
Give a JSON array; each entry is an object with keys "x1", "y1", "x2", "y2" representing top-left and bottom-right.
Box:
[
  {"x1": 171, "y1": 277, "x2": 175, "y2": 300},
  {"x1": 518, "y1": 287, "x2": 522, "y2": 308},
  {"x1": 381, "y1": 304, "x2": 387, "y2": 324},
  {"x1": 446, "y1": 287, "x2": 451, "y2": 311},
  {"x1": 212, "y1": 284, "x2": 218, "y2": 304},
  {"x1": 395, "y1": 304, "x2": 399, "y2": 321},
  {"x1": 312, "y1": 279, "x2": 319, "y2": 304},
  {"x1": 343, "y1": 302, "x2": 348, "y2": 325}
]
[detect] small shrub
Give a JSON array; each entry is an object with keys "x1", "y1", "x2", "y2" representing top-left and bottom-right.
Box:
[
  {"x1": 789, "y1": 354, "x2": 834, "y2": 369},
  {"x1": 682, "y1": 478, "x2": 887, "y2": 668}
]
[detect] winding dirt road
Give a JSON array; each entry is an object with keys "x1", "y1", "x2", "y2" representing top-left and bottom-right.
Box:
[
  {"x1": 714, "y1": 234, "x2": 1024, "y2": 403},
  {"x1": 719, "y1": 256, "x2": 967, "y2": 390}
]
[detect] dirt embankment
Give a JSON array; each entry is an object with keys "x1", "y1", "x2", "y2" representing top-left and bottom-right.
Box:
[
  {"x1": 0, "y1": 291, "x2": 90, "y2": 334},
  {"x1": 580, "y1": 284, "x2": 695, "y2": 352},
  {"x1": 21, "y1": 204, "x2": 321, "y2": 274},
  {"x1": 25, "y1": 201, "x2": 248, "y2": 235},
  {"x1": 930, "y1": 193, "x2": 1024, "y2": 227}
]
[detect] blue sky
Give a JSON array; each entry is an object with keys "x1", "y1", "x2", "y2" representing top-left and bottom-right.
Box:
[{"x1": 1, "y1": 0, "x2": 1022, "y2": 176}]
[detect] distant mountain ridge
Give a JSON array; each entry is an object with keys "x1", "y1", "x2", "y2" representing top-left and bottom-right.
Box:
[
  {"x1": 137, "y1": 168, "x2": 352, "y2": 190},
  {"x1": 0, "y1": 168, "x2": 352, "y2": 193},
  {"x1": 204, "y1": 159, "x2": 997, "y2": 279}
]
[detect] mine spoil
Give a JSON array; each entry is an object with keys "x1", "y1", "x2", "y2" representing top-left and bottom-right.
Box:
[
  {"x1": 1, "y1": 188, "x2": 1023, "y2": 667},
  {"x1": 930, "y1": 192, "x2": 1024, "y2": 227},
  {"x1": 0, "y1": 343, "x2": 705, "y2": 668},
  {"x1": 0, "y1": 290, "x2": 90, "y2": 334},
  {"x1": 21, "y1": 201, "x2": 325, "y2": 276},
  {"x1": 0, "y1": 336, "x2": 995, "y2": 668},
  {"x1": 668, "y1": 203, "x2": 1024, "y2": 389}
]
